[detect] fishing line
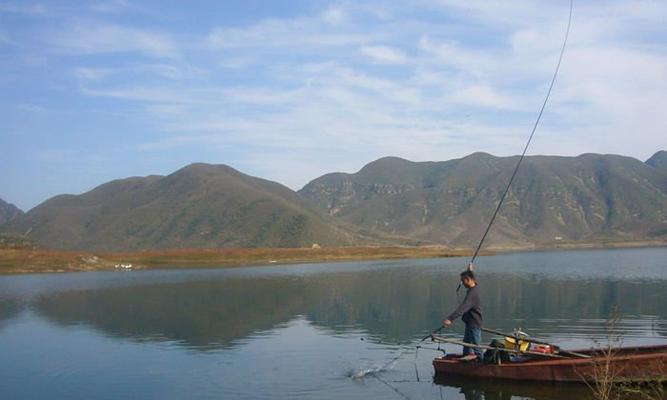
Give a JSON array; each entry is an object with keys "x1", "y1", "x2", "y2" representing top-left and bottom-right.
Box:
[
  {"x1": 355, "y1": 2, "x2": 575, "y2": 394},
  {"x1": 469, "y1": 0, "x2": 574, "y2": 266},
  {"x1": 414, "y1": 346, "x2": 420, "y2": 382},
  {"x1": 372, "y1": 374, "x2": 413, "y2": 400}
]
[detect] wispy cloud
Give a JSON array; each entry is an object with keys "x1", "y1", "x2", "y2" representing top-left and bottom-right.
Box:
[
  {"x1": 49, "y1": 22, "x2": 177, "y2": 58},
  {"x1": 448, "y1": 84, "x2": 515, "y2": 109},
  {"x1": 81, "y1": 86, "x2": 208, "y2": 104},
  {"x1": 73, "y1": 67, "x2": 115, "y2": 80},
  {"x1": 360, "y1": 45, "x2": 407, "y2": 64},
  {"x1": 89, "y1": 0, "x2": 130, "y2": 14},
  {"x1": 321, "y1": 6, "x2": 346, "y2": 25},
  {"x1": 16, "y1": 104, "x2": 47, "y2": 112},
  {"x1": 206, "y1": 10, "x2": 381, "y2": 50}
]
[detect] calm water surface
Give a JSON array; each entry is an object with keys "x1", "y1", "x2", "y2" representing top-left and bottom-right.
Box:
[{"x1": 1, "y1": 247, "x2": 666, "y2": 399}]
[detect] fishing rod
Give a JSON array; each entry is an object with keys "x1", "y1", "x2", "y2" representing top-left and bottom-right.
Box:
[
  {"x1": 421, "y1": 325, "x2": 444, "y2": 342},
  {"x1": 360, "y1": 337, "x2": 446, "y2": 356},
  {"x1": 425, "y1": 0, "x2": 574, "y2": 336},
  {"x1": 469, "y1": 0, "x2": 573, "y2": 266},
  {"x1": 360, "y1": 337, "x2": 414, "y2": 347}
]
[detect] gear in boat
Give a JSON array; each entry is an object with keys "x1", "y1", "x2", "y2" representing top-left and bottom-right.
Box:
[{"x1": 430, "y1": 329, "x2": 667, "y2": 383}]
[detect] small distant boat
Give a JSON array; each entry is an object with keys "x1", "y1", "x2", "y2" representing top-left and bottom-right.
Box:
[{"x1": 432, "y1": 343, "x2": 667, "y2": 383}]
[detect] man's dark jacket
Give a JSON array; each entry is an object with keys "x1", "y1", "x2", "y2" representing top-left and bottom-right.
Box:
[{"x1": 447, "y1": 285, "x2": 483, "y2": 328}]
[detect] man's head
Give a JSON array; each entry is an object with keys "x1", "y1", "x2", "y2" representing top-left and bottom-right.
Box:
[{"x1": 460, "y1": 270, "x2": 476, "y2": 288}]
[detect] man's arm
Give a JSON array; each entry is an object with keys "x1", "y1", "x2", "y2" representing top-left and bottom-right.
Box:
[{"x1": 444, "y1": 289, "x2": 476, "y2": 324}]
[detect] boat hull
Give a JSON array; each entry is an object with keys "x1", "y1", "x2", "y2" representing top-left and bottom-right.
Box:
[{"x1": 433, "y1": 344, "x2": 667, "y2": 383}]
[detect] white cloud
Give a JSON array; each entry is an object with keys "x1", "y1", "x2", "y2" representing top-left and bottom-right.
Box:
[
  {"x1": 72, "y1": 63, "x2": 206, "y2": 82},
  {"x1": 206, "y1": 12, "x2": 380, "y2": 49},
  {"x1": 360, "y1": 45, "x2": 407, "y2": 64},
  {"x1": 432, "y1": 0, "x2": 560, "y2": 29},
  {"x1": 16, "y1": 104, "x2": 47, "y2": 112},
  {"x1": 321, "y1": 7, "x2": 345, "y2": 25},
  {"x1": 73, "y1": 67, "x2": 114, "y2": 80},
  {"x1": 50, "y1": 22, "x2": 177, "y2": 58},
  {"x1": 448, "y1": 84, "x2": 515, "y2": 109},
  {"x1": 81, "y1": 86, "x2": 206, "y2": 104},
  {"x1": 90, "y1": 0, "x2": 129, "y2": 14}
]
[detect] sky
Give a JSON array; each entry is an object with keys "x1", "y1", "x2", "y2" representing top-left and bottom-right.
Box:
[{"x1": 1, "y1": 0, "x2": 666, "y2": 211}]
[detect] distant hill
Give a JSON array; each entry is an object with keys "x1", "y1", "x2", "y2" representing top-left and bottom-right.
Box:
[
  {"x1": 2, "y1": 163, "x2": 364, "y2": 251},
  {"x1": 299, "y1": 152, "x2": 667, "y2": 248},
  {"x1": 646, "y1": 150, "x2": 667, "y2": 170},
  {"x1": 0, "y1": 198, "x2": 23, "y2": 225}
]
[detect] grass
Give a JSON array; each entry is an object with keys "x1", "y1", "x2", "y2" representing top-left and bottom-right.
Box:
[
  {"x1": 0, "y1": 246, "x2": 470, "y2": 274},
  {"x1": 0, "y1": 248, "x2": 106, "y2": 274}
]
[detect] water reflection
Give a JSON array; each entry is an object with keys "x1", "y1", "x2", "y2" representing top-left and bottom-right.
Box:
[
  {"x1": 28, "y1": 265, "x2": 667, "y2": 350},
  {"x1": 0, "y1": 297, "x2": 22, "y2": 329},
  {"x1": 434, "y1": 376, "x2": 593, "y2": 400},
  {"x1": 33, "y1": 278, "x2": 317, "y2": 348},
  {"x1": 1, "y1": 248, "x2": 666, "y2": 400}
]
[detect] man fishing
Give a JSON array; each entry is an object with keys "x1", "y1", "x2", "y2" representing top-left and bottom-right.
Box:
[{"x1": 443, "y1": 267, "x2": 483, "y2": 360}]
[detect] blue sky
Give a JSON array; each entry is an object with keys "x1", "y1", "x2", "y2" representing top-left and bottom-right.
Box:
[{"x1": 1, "y1": 0, "x2": 666, "y2": 211}]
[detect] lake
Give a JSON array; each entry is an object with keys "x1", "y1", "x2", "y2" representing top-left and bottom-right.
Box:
[{"x1": 1, "y1": 247, "x2": 666, "y2": 399}]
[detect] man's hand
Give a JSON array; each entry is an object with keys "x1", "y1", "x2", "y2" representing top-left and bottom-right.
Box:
[
  {"x1": 442, "y1": 319, "x2": 452, "y2": 327},
  {"x1": 467, "y1": 263, "x2": 474, "y2": 272}
]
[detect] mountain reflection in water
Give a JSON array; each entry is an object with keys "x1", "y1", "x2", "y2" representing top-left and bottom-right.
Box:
[{"x1": 28, "y1": 258, "x2": 667, "y2": 350}]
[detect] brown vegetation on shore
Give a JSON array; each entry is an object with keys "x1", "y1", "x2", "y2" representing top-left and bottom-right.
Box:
[
  {"x1": 0, "y1": 246, "x2": 469, "y2": 275},
  {"x1": 582, "y1": 311, "x2": 666, "y2": 400}
]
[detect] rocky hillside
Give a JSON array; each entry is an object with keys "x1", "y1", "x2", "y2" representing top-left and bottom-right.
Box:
[
  {"x1": 646, "y1": 150, "x2": 667, "y2": 170},
  {"x1": 299, "y1": 152, "x2": 667, "y2": 248},
  {"x1": 2, "y1": 163, "x2": 363, "y2": 251},
  {"x1": 0, "y1": 198, "x2": 23, "y2": 225},
  {"x1": 4, "y1": 152, "x2": 665, "y2": 252}
]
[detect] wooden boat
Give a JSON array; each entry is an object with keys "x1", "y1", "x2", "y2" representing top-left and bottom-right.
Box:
[{"x1": 433, "y1": 344, "x2": 667, "y2": 383}]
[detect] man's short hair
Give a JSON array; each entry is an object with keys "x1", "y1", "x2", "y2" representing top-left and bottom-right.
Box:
[{"x1": 460, "y1": 270, "x2": 476, "y2": 281}]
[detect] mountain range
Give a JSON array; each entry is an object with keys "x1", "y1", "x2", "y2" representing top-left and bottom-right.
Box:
[
  {"x1": 300, "y1": 152, "x2": 667, "y2": 248},
  {"x1": 2, "y1": 151, "x2": 666, "y2": 251}
]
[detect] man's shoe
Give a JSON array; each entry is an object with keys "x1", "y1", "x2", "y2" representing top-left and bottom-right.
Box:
[{"x1": 460, "y1": 354, "x2": 478, "y2": 362}]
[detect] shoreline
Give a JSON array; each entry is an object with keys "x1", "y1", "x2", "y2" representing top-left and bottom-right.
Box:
[
  {"x1": 483, "y1": 239, "x2": 667, "y2": 253},
  {"x1": 1, "y1": 240, "x2": 665, "y2": 275},
  {"x1": 0, "y1": 246, "x2": 469, "y2": 275}
]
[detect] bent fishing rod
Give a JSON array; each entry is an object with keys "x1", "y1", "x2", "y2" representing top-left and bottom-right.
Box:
[
  {"x1": 424, "y1": 0, "x2": 574, "y2": 338},
  {"x1": 468, "y1": 0, "x2": 573, "y2": 267}
]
